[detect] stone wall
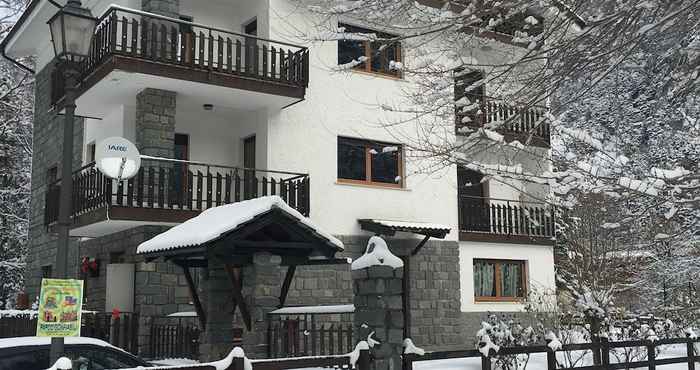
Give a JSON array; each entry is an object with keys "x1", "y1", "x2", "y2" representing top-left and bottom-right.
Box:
[
  {"x1": 25, "y1": 61, "x2": 84, "y2": 300},
  {"x1": 77, "y1": 225, "x2": 192, "y2": 356}
]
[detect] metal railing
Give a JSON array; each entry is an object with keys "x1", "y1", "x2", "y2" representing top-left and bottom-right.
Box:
[
  {"x1": 458, "y1": 194, "x2": 555, "y2": 238},
  {"x1": 52, "y1": 6, "x2": 309, "y2": 105},
  {"x1": 44, "y1": 157, "x2": 310, "y2": 225}
]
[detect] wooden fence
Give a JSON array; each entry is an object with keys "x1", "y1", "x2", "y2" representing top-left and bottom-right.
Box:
[
  {"x1": 403, "y1": 337, "x2": 700, "y2": 370},
  {"x1": 268, "y1": 319, "x2": 354, "y2": 358},
  {"x1": 0, "y1": 312, "x2": 139, "y2": 353},
  {"x1": 149, "y1": 322, "x2": 201, "y2": 360}
]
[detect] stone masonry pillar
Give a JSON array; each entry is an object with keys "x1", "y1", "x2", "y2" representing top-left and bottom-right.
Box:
[
  {"x1": 199, "y1": 258, "x2": 234, "y2": 362},
  {"x1": 236, "y1": 253, "x2": 282, "y2": 359},
  {"x1": 352, "y1": 237, "x2": 404, "y2": 370},
  {"x1": 142, "y1": 0, "x2": 179, "y2": 18},
  {"x1": 135, "y1": 88, "x2": 176, "y2": 158}
]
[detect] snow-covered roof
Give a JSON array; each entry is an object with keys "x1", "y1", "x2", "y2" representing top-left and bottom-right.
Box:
[
  {"x1": 269, "y1": 304, "x2": 355, "y2": 315},
  {"x1": 137, "y1": 196, "x2": 343, "y2": 254},
  {"x1": 358, "y1": 219, "x2": 451, "y2": 238},
  {"x1": 0, "y1": 336, "x2": 121, "y2": 350}
]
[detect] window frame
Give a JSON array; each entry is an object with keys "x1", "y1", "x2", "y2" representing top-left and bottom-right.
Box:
[
  {"x1": 473, "y1": 259, "x2": 527, "y2": 302},
  {"x1": 337, "y1": 137, "x2": 404, "y2": 188},
  {"x1": 338, "y1": 23, "x2": 403, "y2": 78}
]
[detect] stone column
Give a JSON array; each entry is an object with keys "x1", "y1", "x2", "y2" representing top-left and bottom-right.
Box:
[
  {"x1": 142, "y1": 0, "x2": 179, "y2": 18},
  {"x1": 236, "y1": 253, "x2": 282, "y2": 359},
  {"x1": 199, "y1": 259, "x2": 234, "y2": 362},
  {"x1": 135, "y1": 88, "x2": 176, "y2": 158},
  {"x1": 352, "y1": 239, "x2": 405, "y2": 370}
]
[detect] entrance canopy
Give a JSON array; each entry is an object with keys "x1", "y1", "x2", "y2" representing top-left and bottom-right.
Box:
[
  {"x1": 137, "y1": 196, "x2": 344, "y2": 264},
  {"x1": 137, "y1": 196, "x2": 347, "y2": 330}
]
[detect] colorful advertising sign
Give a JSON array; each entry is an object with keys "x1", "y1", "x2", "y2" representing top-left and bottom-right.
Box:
[{"x1": 36, "y1": 279, "x2": 84, "y2": 337}]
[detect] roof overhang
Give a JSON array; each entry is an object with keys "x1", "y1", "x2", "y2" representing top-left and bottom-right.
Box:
[
  {"x1": 358, "y1": 219, "x2": 451, "y2": 239},
  {"x1": 137, "y1": 196, "x2": 344, "y2": 265},
  {"x1": 1, "y1": 0, "x2": 64, "y2": 60}
]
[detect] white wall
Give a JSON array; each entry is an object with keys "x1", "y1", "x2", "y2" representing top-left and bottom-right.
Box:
[
  {"x1": 83, "y1": 106, "x2": 127, "y2": 164},
  {"x1": 265, "y1": 0, "x2": 461, "y2": 239},
  {"x1": 458, "y1": 241, "x2": 556, "y2": 312},
  {"x1": 180, "y1": 0, "x2": 268, "y2": 38},
  {"x1": 175, "y1": 103, "x2": 267, "y2": 169}
]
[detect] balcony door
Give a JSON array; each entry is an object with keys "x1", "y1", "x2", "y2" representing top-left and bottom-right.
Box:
[
  {"x1": 179, "y1": 15, "x2": 194, "y2": 64},
  {"x1": 458, "y1": 167, "x2": 490, "y2": 232},
  {"x1": 243, "y1": 136, "x2": 256, "y2": 199},
  {"x1": 243, "y1": 18, "x2": 257, "y2": 74},
  {"x1": 173, "y1": 133, "x2": 189, "y2": 207}
]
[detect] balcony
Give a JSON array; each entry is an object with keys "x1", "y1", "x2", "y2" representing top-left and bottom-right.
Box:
[
  {"x1": 51, "y1": 6, "x2": 309, "y2": 116},
  {"x1": 456, "y1": 98, "x2": 550, "y2": 148},
  {"x1": 458, "y1": 194, "x2": 555, "y2": 244},
  {"x1": 45, "y1": 157, "x2": 310, "y2": 237}
]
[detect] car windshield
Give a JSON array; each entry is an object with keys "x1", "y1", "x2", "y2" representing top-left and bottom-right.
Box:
[{"x1": 0, "y1": 344, "x2": 149, "y2": 370}]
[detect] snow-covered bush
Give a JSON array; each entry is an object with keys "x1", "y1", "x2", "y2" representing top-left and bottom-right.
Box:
[{"x1": 476, "y1": 314, "x2": 542, "y2": 369}]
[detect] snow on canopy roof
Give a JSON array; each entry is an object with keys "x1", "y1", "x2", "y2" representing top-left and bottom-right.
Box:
[
  {"x1": 269, "y1": 304, "x2": 355, "y2": 315},
  {"x1": 137, "y1": 196, "x2": 343, "y2": 254},
  {"x1": 358, "y1": 219, "x2": 451, "y2": 238}
]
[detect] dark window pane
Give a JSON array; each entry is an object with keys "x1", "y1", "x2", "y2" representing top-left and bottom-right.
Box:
[
  {"x1": 370, "y1": 42, "x2": 399, "y2": 76},
  {"x1": 501, "y1": 262, "x2": 524, "y2": 297},
  {"x1": 370, "y1": 144, "x2": 400, "y2": 183},
  {"x1": 338, "y1": 138, "x2": 366, "y2": 181},
  {"x1": 473, "y1": 260, "x2": 496, "y2": 297},
  {"x1": 338, "y1": 39, "x2": 365, "y2": 66}
]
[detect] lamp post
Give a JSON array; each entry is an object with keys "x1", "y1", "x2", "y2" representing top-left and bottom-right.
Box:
[{"x1": 47, "y1": 0, "x2": 97, "y2": 363}]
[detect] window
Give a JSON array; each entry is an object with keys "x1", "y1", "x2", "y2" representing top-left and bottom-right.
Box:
[
  {"x1": 338, "y1": 23, "x2": 402, "y2": 77},
  {"x1": 473, "y1": 259, "x2": 526, "y2": 301},
  {"x1": 337, "y1": 137, "x2": 402, "y2": 187},
  {"x1": 455, "y1": 70, "x2": 485, "y2": 132}
]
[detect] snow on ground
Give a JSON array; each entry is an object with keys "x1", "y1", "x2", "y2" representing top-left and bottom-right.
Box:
[{"x1": 149, "y1": 358, "x2": 200, "y2": 367}]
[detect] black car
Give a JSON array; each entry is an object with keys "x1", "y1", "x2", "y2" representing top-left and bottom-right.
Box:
[{"x1": 0, "y1": 337, "x2": 152, "y2": 370}]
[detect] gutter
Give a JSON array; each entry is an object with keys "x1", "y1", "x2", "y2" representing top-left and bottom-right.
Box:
[{"x1": 0, "y1": 0, "x2": 63, "y2": 75}]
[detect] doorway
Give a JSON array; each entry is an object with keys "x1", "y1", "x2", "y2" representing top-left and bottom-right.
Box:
[
  {"x1": 243, "y1": 18, "x2": 258, "y2": 74},
  {"x1": 458, "y1": 167, "x2": 490, "y2": 231},
  {"x1": 243, "y1": 136, "x2": 256, "y2": 199},
  {"x1": 173, "y1": 133, "x2": 189, "y2": 206}
]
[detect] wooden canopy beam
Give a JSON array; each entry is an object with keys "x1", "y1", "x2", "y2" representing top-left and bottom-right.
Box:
[
  {"x1": 278, "y1": 265, "x2": 297, "y2": 308},
  {"x1": 224, "y1": 264, "x2": 252, "y2": 331},
  {"x1": 180, "y1": 264, "x2": 207, "y2": 329}
]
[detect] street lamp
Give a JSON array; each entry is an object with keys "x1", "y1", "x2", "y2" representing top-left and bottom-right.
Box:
[{"x1": 47, "y1": 0, "x2": 96, "y2": 363}]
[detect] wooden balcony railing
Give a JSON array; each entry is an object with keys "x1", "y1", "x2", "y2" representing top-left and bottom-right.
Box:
[
  {"x1": 456, "y1": 97, "x2": 551, "y2": 147},
  {"x1": 44, "y1": 157, "x2": 310, "y2": 226},
  {"x1": 51, "y1": 6, "x2": 309, "y2": 106},
  {"x1": 458, "y1": 194, "x2": 555, "y2": 239}
]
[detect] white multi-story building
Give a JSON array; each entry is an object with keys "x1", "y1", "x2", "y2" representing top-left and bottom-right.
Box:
[{"x1": 3, "y1": 0, "x2": 555, "y2": 357}]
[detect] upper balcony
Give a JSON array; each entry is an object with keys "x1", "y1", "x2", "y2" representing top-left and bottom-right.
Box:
[
  {"x1": 458, "y1": 193, "x2": 555, "y2": 245},
  {"x1": 51, "y1": 6, "x2": 309, "y2": 116},
  {"x1": 456, "y1": 97, "x2": 551, "y2": 148},
  {"x1": 44, "y1": 157, "x2": 310, "y2": 238}
]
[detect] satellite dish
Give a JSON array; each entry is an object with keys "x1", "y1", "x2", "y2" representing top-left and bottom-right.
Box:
[{"x1": 95, "y1": 137, "x2": 141, "y2": 180}]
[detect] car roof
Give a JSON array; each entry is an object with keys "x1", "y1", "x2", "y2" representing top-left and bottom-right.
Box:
[{"x1": 0, "y1": 336, "x2": 120, "y2": 349}]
